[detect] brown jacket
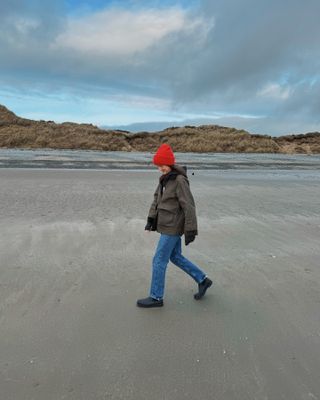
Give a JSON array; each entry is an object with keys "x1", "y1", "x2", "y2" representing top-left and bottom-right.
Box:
[{"x1": 147, "y1": 164, "x2": 198, "y2": 236}]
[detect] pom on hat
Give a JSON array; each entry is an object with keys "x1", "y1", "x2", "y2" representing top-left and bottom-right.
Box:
[{"x1": 153, "y1": 143, "x2": 175, "y2": 166}]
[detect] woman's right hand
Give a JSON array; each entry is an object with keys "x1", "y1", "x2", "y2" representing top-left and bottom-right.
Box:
[{"x1": 145, "y1": 217, "x2": 155, "y2": 231}]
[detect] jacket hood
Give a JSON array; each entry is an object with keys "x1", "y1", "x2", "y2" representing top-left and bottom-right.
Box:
[{"x1": 171, "y1": 163, "x2": 188, "y2": 177}]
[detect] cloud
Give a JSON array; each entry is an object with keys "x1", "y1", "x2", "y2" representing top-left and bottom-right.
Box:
[
  {"x1": 170, "y1": 0, "x2": 320, "y2": 107},
  {"x1": 258, "y1": 83, "x2": 291, "y2": 100},
  {"x1": 0, "y1": 2, "x2": 211, "y2": 87},
  {"x1": 0, "y1": 0, "x2": 320, "y2": 135},
  {"x1": 0, "y1": 0, "x2": 65, "y2": 41},
  {"x1": 52, "y1": 8, "x2": 192, "y2": 56}
]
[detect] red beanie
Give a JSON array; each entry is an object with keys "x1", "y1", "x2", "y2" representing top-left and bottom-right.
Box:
[{"x1": 153, "y1": 143, "x2": 175, "y2": 166}]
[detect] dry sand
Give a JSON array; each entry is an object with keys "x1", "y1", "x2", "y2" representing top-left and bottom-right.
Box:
[{"x1": 0, "y1": 168, "x2": 320, "y2": 400}]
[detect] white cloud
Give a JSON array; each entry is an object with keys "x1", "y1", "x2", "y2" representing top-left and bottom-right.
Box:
[
  {"x1": 52, "y1": 7, "x2": 204, "y2": 57},
  {"x1": 258, "y1": 83, "x2": 291, "y2": 100}
]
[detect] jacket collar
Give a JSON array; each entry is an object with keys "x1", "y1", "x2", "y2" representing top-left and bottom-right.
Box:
[
  {"x1": 158, "y1": 164, "x2": 188, "y2": 195},
  {"x1": 158, "y1": 164, "x2": 188, "y2": 185},
  {"x1": 159, "y1": 170, "x2": 178, "y2": 187}
]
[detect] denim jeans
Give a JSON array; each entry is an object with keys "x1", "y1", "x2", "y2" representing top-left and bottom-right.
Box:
[{"x1": 149, "y1": 233, "x2": 207, "y2": 300}]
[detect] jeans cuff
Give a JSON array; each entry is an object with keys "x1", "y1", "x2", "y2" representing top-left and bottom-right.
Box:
[{"x1": 150, "y1": 294, "x2": 163, "y2": 301}]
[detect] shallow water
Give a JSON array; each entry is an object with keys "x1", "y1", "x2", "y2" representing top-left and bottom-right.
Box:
[{"x1": 0, "y1": 148, "x2": 320, "y2": 170}]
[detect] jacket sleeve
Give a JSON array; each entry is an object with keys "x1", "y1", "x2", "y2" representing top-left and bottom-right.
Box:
[
  {"x1": 147, "y1": 184, "x2": 159, "y2": 219},
  {"x1": 176, "y1": 176, "x2": 198, "y2": 234}
]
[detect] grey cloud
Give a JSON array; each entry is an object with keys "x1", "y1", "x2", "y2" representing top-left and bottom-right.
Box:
[
  {"x1": 0, "y1": 0, "x2": 66, "y2": 71},
  {"x1": 170, "y1": 0, "x2": 320, "y2": 109},
  {"x1": 114, "y1": 0, "x2": 320, "y2": 122},
  {"x1": 0, "y1": 0, "x2": 320, "y2": 135}
]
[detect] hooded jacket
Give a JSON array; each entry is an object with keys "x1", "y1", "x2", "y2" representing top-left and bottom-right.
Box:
[{"x1": 147, "y1": 164, "x2": 198, "y2": 236}]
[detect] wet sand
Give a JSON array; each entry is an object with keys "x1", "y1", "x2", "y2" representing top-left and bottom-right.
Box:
[{"x1": 1, "y1": 168, "x2": 320, "y2": 400}]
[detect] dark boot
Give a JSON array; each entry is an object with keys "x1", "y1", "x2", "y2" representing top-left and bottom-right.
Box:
[
  {"x1": 137, "y1": 296, "x2": 164, "y2": 308},
  {"x1": 194, "y1": 277, "x2": 213, "y2": 300}
]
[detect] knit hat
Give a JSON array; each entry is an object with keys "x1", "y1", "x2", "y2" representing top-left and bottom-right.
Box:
[{"x1": 153, "y1": 143, "x2": 175, "y2": 166}]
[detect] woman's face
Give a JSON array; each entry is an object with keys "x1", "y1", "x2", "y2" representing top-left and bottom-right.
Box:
[{"x1": 158, "y1": 165, "x2": 172, "y2": 175}]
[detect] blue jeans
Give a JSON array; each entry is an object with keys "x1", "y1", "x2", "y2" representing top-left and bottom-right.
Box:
[{"x1": 149, "y1": 233, "x2": 207, "y2": 300}]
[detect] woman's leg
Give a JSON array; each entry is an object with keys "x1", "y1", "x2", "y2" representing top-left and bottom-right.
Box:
[
  {"x1": 169, "y1": 236, "x2": 206, "y2": 283},
  {"x1": 149, "y1": 233, "x2": 180, "y2": 300}
]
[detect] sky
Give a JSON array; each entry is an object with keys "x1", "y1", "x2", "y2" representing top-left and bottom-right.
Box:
[{"x1": 1, "y1": 0, "x2": 320, "y2": 135}]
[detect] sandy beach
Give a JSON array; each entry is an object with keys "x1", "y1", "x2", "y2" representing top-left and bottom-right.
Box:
[{"x1": 1, "y1": 168, "x2": 320, "y2": 400}]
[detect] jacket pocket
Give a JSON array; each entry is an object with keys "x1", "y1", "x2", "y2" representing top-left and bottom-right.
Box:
[{"x1": 158, "y1": 208, "x2": 175, "y2": 226}]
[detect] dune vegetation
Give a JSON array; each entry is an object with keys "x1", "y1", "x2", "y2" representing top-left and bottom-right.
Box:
[{"x1": 1, "y1": 104, "x2": 319, "y2": 153}]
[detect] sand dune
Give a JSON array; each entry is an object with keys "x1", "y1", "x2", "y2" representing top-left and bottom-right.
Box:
[{"x1": 1, "y1": 104, "x2": 320, "y2": 153}]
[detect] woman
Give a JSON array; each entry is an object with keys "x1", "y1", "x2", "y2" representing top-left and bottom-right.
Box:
[{"x1": 137, "y1": 143, "x2": 212, "y2": 308}]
